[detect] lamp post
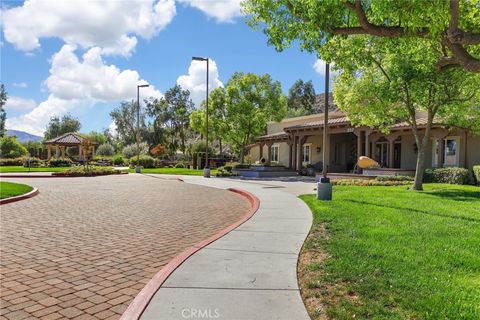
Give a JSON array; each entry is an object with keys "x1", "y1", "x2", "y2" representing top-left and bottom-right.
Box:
[
  {"x1": 317, "y1": 62, "x2": 332, "y2": 200},
  {"x1": 136, "y1": 83, "x2": 149, "y2": 173},
  {"x1": 192, "y1": 56, "x2": 210, "y2": 178}
]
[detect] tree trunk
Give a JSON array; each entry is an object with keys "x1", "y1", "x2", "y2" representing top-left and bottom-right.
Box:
[
  {"x1": 218, "y1": 139, "x2": 223, "y2": 156},
  {"x1": 239, "y1": 144, "x2": 245, "y2": 164},
  {"x1": 413, "y1": 145, "x2": 427, "y2": 190}
]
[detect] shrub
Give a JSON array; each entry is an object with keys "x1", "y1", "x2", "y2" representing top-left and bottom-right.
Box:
[
  {"x1": 175, "y1": 163, "x2": 185, "y2": 168},
  {"x1": 129, "y1": 155, "x2": 155, "y2": 168},
  {"x1": 0, "y1": 157, "x2": 25, "y2": 166},
  {"x1": 432, "y1": 167, "x2": 469, "y2": 185},
  {"x1": 332, "y1": 179, "x2": 412, "y2": 186},
  {"x1": 155, "y1": 159, "x2": 167, "y2": 168},
  {"x1": 23, "y1": 157, "x2": 44, "y2": 168},
  {"x1": 113, "y1": 154, "x2": 124, "y2": 165},
  {"x1": 223, "y1": 165, "x2": 233, "y2": 172},
  {"x1": 233, "y1": 163, "x2": 250, "y2": 170},
  {"x1": 473, "y1": 165, "x2": 480, "y2": 185},
  {"x1": 122, "y1": 142, "x2": 148, "y2": 159},
  {"x1": 53, "y1": 166, "x2": 125, "y2": 177},
  {"x1": 48, "y1": 158, "x2": 73, "y2": 167},
  {"x1": 375, "y1": 175, "x2": 414, "y2": 182},
  {"x1": 95, "y1": 143, "x2": 115, "y2": 157},
  {"x1": 423, "y1": 168, "x2": 435, "y2": 183},
  {"x1": 0, "y1": 136, "x2": 28, "y2": 158}
]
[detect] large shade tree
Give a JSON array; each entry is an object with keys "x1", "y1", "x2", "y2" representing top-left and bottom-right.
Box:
[
  {"x1": 287, "y1": 79, "x2": 316, "y2": 115},
  {"x1": 226, "y1": 72, "x2": 287, "y2": 162},
  {"x1": 44, "y1": 114, "x2": 81, "y2": 140},
  {"x1": 0, "y1": 84, "x2": 6, "y2": 137},
  {"x1": 190, "y1": 87, "x2": 229, "y2": 155},
  {"x1": 333, "y1": 37, "x2": 480, "y2": 190},
  {"x1": 110, "y1": 101, "x2": 147, "y2": 146},
  {"x1": 244, "y1": 0, "x2": 480, "y2": 72}
]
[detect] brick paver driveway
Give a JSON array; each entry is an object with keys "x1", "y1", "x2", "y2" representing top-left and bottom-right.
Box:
[{"x1": 0, "y1": 174, "x2": 250, "y2": 320}]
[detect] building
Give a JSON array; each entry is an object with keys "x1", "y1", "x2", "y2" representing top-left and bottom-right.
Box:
[{"x1": 249, "y1": 94, "x2": 480, "y2": 176}]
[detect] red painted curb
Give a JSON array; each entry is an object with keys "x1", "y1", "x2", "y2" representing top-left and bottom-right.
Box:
[
  {"x1": 0, "y1": 188, "x2": 39, "y2": 205},
  {"x1": 0, "y1": 173, "x2": 128, "y2": 178},
  {"x1": 120, "y1": 187, "x2": 260, "y2": 320}
]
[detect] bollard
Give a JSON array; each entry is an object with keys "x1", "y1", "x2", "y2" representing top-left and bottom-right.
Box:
[{"x1": 203, "y1": 168, "x2": 211, "y2": 178}]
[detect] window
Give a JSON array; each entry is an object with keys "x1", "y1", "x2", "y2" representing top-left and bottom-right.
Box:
[
  {"x1": 271, "y1": 145, "x2": 279, "y2": 163},
  {"x1": 444, "y1": 137, "x2": 459, "y2": 166},
  {"x1": 432, "y1": 136, "x2": 460, "y2": 167},
  {"x1": 302, "y1": 144, "x2": 311, "y2": 165}
]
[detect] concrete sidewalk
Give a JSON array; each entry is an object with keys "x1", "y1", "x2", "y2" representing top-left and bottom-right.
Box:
[{"x1": 140, "y1": 176, "x2": 313, "y2": 320}]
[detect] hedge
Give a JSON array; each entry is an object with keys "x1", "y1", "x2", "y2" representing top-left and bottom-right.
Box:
[
  {"x1": 48, "y1": 158, "x2": 73, "y2": 167},
  {"x1": 424, "y1": 167, "x2": 469, "y2": 185},
  {"x1": 0, "y1": 157, "x2": 25, "y2": 166},
  {"x1": 129, "y1": 155, "x2": 155, "y2": 168},
  {"x1": 23, "y1": 157, "x2": 44, "y2": 167},
  {"x1": 473, "y1": 165, "x2": 480, "y2": 185}
]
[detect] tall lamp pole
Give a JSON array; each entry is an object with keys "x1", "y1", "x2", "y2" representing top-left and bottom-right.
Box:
[
  {"x1": 317, "y1": 62, "x2": 332, "y2": 200},
  {"x1": 136, "y1": 83, "x2": 149, "y2": 173},
  {"x1": 192, "y1": 56, "x2": 210, "y2": 177}
]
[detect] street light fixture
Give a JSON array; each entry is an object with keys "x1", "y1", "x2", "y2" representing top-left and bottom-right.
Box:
[
  {"x1": 192, "y1": 56, "x2": 210, "y2": 178},
  {"x1": 135, "y1": 83, "x2": 150, "y2": 173},
  {"x1": 317, "y1": 62, "x2": 332, "y2": 200}
]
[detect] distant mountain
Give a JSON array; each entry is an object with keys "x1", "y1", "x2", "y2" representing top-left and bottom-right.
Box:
[{"x1": 6, "y1": 129, "x2": 43, "y2": 142}]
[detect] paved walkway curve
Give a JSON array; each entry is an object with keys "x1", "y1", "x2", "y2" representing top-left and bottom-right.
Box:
[
  {"x1": 0, "y1": 174, "x2": 250, "y2": 320},
  {"x1": 140, "y1": 176, "x2": 313, "y2": 320}
]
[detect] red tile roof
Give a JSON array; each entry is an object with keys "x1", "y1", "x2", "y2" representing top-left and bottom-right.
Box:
[
  {"x1": 284, "y1": 116, "x2": 350, "y2": 130},
  {"x1": 44, "y1": 132, "x2": 94, "y2": 145}
]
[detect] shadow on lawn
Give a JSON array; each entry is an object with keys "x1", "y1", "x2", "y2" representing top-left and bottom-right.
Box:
[
  {"x1": 347, "y1": 199, "x2": 480, "y2": 223},
  {"x1": 422, "y1": 188, "x2": 480, "y2": 202}
]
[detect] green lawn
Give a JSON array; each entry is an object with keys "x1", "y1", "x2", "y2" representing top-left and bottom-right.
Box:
[
  {"x1": 129, "y1": 167, "x2": 218, "y2": 176},
  {"x1": 0, "y1": 181, "x2": 34, "y2": 199},
  {"x1": 299, "y1": 184, "x2": 480, "y2": 320},
  {"x1": 0, "y1": 166, "x2": 71, "y2": 173}
]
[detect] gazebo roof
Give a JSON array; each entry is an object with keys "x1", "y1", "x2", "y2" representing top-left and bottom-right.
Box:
[{"x1": 43, "y1": 132, "x2": 97, "y2": 145}]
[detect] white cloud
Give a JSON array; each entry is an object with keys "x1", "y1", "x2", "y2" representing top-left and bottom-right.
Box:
[
  {"x1": 45, "y1": 45, "x2": 162, "y2": 101},
  {"x1": 4, "y1": 96, "x2": 37, "y2": 110},
  {"x1": 179, "y1": 0, "x2": 242, "y2": 22},
  {"x1": 13, "y1": 82, "x2": 28, "y2": 88},
  {"x1": 177, "y1": 59, "x2": 223, "y2": 107},
  {"x1": 313, "y1": 59, "x2": 340, "y2": 78},
  {"x1": 1, "y1": 0, "x2": 176, "y2": 56},
  {"x1": 6, "y1": 45, "x2": 162, "y2": 135},
  {"x1": 108, "y1": 121, "x2": 118, "y2": 137}
]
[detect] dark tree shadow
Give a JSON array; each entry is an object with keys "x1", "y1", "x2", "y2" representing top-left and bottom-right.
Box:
[{"x1": 422, "y1": 188, "x2": 480, "y2": 202}]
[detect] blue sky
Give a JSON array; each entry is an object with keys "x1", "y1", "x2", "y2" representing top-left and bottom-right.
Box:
[{"x1": 1, "y1": 0, "x2": 328, "y2": 136}]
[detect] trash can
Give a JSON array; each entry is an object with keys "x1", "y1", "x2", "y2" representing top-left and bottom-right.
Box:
[
  {"x1": 203, "y1": 168, "x2": 211, "y2": 178},
  {"x1": 317, "y1": 177, "x2": 332, "y2": 200}
]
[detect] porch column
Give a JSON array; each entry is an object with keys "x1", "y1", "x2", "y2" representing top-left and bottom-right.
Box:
[
  {"x1": 292, "y1": 136, "x2": 297, "y2": 170},
  {"x1": 259, "y1": 142, "x2": 264, "y2": 160},
  {"x1": 323, "y1": 133, "x2": 330, "y2": 173},
  {"x1": 47, "y1": 145, "x2": 52, "y2": 161},
  {"x1": 438, "y1": 138, "x2": 445, "y2": 167},
  {"x1": 266, "y1": 142, "x2": 273, "y2": 165},
  {"x1": 354, "y1": 129, "x2": 363, "y2": 158},
  {"x1": 55, "y1": 145, "x2": 59, "y2": 158},
  {"x1": 297, "y1": 135, "x2": 307, "y2": 170},
  {"x1": 287, "y1": 141, "x2": 293, "y2": 169},
  {"x1": 79, "y1": 146, "x2": 83, "y2": 161},
  {"x1": 365, "y1": 129, "x2": 372, "y2": 158},
  {"x1": 386, "y1": 134, "x2": 399, "y2": 168},
  {"x1": 92, "y1": 145, "x2": 96, "y2": 156},
  {"x1": 61, "y1": 146, "x2": 66, "y2": 160}
]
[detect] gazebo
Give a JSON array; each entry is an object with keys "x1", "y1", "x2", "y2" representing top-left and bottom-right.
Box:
[{"x1": 43, "y1": 132, "x2": 97, "y2": 161}]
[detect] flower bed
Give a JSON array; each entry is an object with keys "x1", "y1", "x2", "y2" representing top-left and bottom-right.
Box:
[{"x1": 52, "y1": 166, "x2": 127, "y2": 177}]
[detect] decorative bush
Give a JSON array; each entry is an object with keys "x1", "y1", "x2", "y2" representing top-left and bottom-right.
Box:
[
  {"x1": 112, "y1": 154, "x2": 124, "y2": 165},
  {"x1": 432, "y1": 167, "x2": 469, "y2": 185},
  {"x1": 129, "y1": 155, "x2": 155, "y2": 168},
  {"x1": 375, "y1": 175, "x2": 414, "y2": 182},
  {"x1": 23, "y1": 157, "x2": 44, "y2": 168},
  {"x1": 233, "y1": 163, "x2": 250, "y2": 169},
  {"x1": 0, "y1": 136, "x2": 28, "y2": 158},
  {"x1": 155, "y1": 158, "x2": 167, "y2": 168},
  {"x1": 52, "y1": 166, "x2": 125, "y2": 177},
  {"x1": 95, "y1": 143, "x2": 115, "y2": 157},
  {"x1": 175, "y1": 163, "x2": 185, "y2": 168},
  {"x1": 122, "y1": 142, "x2": 148, "y2": 159},
  {"x1": 0, "y1": 157, "x2": 25, "y2": 166},
  {"x1": 423, "y1": 168, "x2": 435, "y2": 183},
  {"x1": 223, "y1": 165, "x2": 233, "y2": 172},
  {"x1": 332, "y1": 179, "x2": 412, "y2": 186},
  {"x1": 48, "y1": 158, "x2": 73, "y2": 167},
  {"x1": 473, "y1": 165, "x2": 480, "y2": 185},
  {"x1": 216, "y1": 169, "x2": 238, "y2": 177}
]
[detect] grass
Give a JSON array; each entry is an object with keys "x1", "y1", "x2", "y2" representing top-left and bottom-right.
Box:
[
  {"x1": 0, "y1": 166, "x2": 71, "y2": 173},
  {"x1": 128, "y1": 167, "x2": 218, "y2": 176},
  {"x1": 0, "y1": 181, "x2": 34, "y2": 199},
  {"x1": 299, "y1": 184, "x2": 480, "y2": 320}
]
